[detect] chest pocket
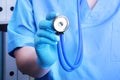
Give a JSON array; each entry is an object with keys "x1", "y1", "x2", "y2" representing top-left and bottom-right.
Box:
[{"x1": 110, "y1": 9, "x2": 120, "y2": 62}]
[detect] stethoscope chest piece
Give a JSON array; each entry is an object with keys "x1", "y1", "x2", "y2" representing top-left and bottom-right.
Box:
[{"x1": 53, "y1": 15, "x2": 69, "y2": 33}]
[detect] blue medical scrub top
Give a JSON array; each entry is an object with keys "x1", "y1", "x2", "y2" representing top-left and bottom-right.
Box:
[{"x1": 8, "y1": 0, "x2": 120, "y2": 80}]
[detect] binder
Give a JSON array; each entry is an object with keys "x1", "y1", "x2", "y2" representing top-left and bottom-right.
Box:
[
  {"x1": 0, "y1": 32, "x2": 3, "y2": 80},
  {"x1": 18, "y1": 70, "x2": 30, "y2": 80},
  {"x1": 2, "y1": 31, "x2": 30, "y2": 80},
  {"x1": 3, "y1": 32, "x2": 18, "y2": 80},
  {"x1": 6, "y1": 0, "x2": 16, "y2": 23},
  {"x1": 0, "y1": 0, "x2": 7, "y2": 24},
  {"x1": 0, "y1": 0, "x2": 34, "y2": 79}
]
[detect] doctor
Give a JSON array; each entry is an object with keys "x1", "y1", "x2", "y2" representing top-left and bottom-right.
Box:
[{"x1": 8, "y1": 0, "x2": 120, "y2": 80}]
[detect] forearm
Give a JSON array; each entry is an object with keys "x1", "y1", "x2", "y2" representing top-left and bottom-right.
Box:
[{"x1": 14, "y1": 46, "x2": 49, "y2": 78}]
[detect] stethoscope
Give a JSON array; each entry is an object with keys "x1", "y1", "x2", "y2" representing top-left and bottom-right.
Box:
[{"x1": 53, "y1": 0, "x2": 83, "y2": 72}]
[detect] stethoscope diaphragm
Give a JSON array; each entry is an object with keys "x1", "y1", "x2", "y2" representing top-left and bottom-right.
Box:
[{"x1": 53, "y1": 15, "x2": 69, "y2": 33}]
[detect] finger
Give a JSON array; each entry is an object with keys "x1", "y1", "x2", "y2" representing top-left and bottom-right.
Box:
[
  {"x1": 35, "y1": 36, "x2": 58, "y2": 45},
  {"x1": 46, "y1": 12, "x2": 59, "y2": 20},
  {"x1": 39, "y1": 20, "x2": 53, "y2": 30},
  {"x1": 37, "y1": 29, "x2": 60, "y2": 42}
]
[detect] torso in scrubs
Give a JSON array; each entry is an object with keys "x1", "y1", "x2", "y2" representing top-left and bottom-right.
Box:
[{"x1": 8, "y1": 0, "x2": 120, "y2": 80}]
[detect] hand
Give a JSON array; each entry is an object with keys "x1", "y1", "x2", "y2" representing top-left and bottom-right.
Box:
[{"x1": 34, "y1": 12, "x2": 60, "y2": 68}]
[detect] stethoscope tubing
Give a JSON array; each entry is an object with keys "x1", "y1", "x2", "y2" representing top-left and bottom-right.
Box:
[{"x1": 57, "y1": 0, "x2": 83, "y2": 72}]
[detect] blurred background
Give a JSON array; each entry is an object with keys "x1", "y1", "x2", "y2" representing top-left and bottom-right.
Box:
[{"x1": 0, "y1": 0, "x2": 34, "y2": 80}]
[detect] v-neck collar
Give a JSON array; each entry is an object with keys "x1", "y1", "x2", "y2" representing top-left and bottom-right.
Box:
[{"x1": 80, "y1": 0, "x2": 120, "y2": 28}]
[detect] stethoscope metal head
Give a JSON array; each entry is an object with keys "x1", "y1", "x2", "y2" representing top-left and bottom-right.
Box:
[{"x1": 53, "y1": 15, "x2": 69, "y2": 34}]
